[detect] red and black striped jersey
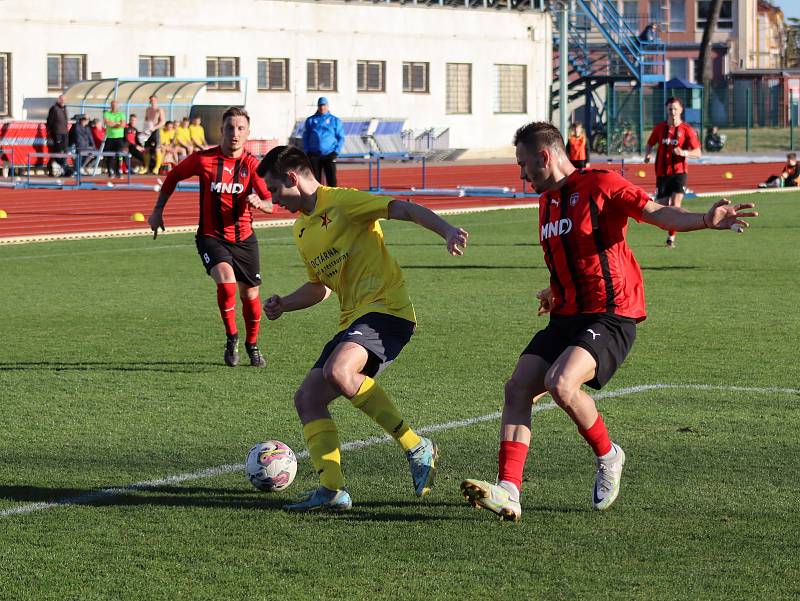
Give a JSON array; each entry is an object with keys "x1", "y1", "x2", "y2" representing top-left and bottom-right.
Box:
[
  {"x1": 537, "y1": 169, "x2": 650, "y2": 322},
  {"x1": 647, "y1": 121, "x2": 700, "y2": 177},
  {"x1": 160, "y1": 147, "x2": 270, "y2": 242}
]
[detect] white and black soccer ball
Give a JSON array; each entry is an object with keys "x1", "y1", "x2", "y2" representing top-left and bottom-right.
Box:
[{"x1": 245, "y1": 440, "x2": 297, "y2": 492}]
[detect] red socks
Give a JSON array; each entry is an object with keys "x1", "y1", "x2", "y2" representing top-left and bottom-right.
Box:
[
  {"x1": 241, "y1": 294, "x2": 262, "y2": 345},
  {"x1": 668, "y1": 229, "x2": 676, "y2": 237},
  {"x1": 578, "y1": 414, "x2": 613, "y2": 457},
  {"x1": 498, "y1": 440, "x2": 528, "y2": 491},
  {"x1": 216, "y1": 283, "x2": 238, "y2": 336}
]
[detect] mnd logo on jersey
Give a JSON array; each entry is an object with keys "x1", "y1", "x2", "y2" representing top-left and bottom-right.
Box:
[
  {"x1": 540, "y1": 218, "x2": 573, "y2": 241},
  {"x1": 210, "y1": 182, "x2": 245, "y2": 194}
]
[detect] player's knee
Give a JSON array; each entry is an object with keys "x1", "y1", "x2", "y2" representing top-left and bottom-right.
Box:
[
  {"x1": 322, "y1": 362, "x2": 358, "y2": 398},
  {"x1": 504, "y1": 376, "x2": 536, "y2": 409},
  {"x1": 544, "y1": 370, "x2": 578, "y2": 406},
  {"x1": 293, "y1": 387, "x2": 315, "y2": 417}
]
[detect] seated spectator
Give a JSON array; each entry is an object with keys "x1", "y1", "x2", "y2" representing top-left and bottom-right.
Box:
[
  {"x1": 759, "y1": 152, "x2": 799, "y2": 188},
  {"x1": 173, "y1": 117, "x2": 194, "y2": 162},
  {"x1": 83, "y1": 118, "x2": 106, "y2": 173},
  {"x1": 158, "y1": 121, "x2": 178, "y2": 172},
  {"x1": 639, "y1": 22, "x2": 657, "y2": 42},
  {"x1": 124, "y1": 114, "x2": 147, "y2": 174},
  {"x1": 189, "y1": 116, "x2": 209, "y2": 150},
  {"x1": 705, "y1": 126, "x2": 725, "y2": 152},
  {"x1": 68, "y1": 114, "x2": 94, "y2": 173}
]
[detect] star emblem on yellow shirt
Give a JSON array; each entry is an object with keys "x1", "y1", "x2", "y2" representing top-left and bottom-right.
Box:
[{"x1": 320, "y1": 212, "x2": 332, "y2": 229}]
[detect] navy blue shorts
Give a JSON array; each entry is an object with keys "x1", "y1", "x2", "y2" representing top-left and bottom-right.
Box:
[
  {"x1": 521, "y1": 313, "x2": 636, "y2": 390},
  {"x1": 314, "y1": 312, "x2": 415, "y2": 378}
]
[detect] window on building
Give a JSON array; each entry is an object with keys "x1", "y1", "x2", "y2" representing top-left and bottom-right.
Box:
[
  {"x1": 446, "y1": 63, "x2": 471, "y2": 114},
  {"x1": 648, "y1": 0, "x2": 661, "y2": 24},
  {"x1": 668, "y1": 0, "x2": 685, "y2": 32},
  {"x1": 623, "y1": 1, "x2": 639, "y2": 30},
  {"x1": 403, "y1": 62, "x2": 429, "y2": 93},
  {"x1": 206, "y1": 57, "x2": 240, "y2": 90},
  {"x1": 47, "y1": 54, "x2": 85, "y2": 91},
  {"x1": 493, "y1": 64, "x2": 526, "y2": 114},
  {"x1": 668, "y1": 57, "x2": 689, "y2": 80},
  {"x1": 307, "y1": 59, "x2": 336, "y2": 92},
  {"x1": 357, "y1": 60, "x2": 385, "y2": 93},
  {"x1": 0, "y1": 53, "x2": 9, "y2": 117},
  {"x1": 697, "y1": 1, "x2": 733, "y2": 32},
  {"x1": 139, "y1": 56, "x2": 174, "y2": 77},
  {"x1": 257, "y1": 58, "x2": 289, "y2": 91}
]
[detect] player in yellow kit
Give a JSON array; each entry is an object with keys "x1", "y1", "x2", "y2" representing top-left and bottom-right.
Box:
[{"x1": 251, "y1": 145, "x2": 468, "y2": 511}]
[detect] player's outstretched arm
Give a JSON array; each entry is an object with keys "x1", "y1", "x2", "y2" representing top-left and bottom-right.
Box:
[
  {"x1": 387, "y1": 199, "x2": 469, "y2": 256},
  {"x1": 263, "y1": 282, "x2": 332, "y2": 320},
  {"x1": 641, "y1": 198, "x2": 758, "y2": 233},
  {"x1": 147, "y1": 153, "x2": 201, "y2": 239},
  {"x1": 147, "y1": 193, "x2": 168, "y2": 239}
]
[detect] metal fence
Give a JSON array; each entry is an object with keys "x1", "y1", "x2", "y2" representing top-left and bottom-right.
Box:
[{"x1": 594, "y1": 79, "x2": 800, "y2": 155}]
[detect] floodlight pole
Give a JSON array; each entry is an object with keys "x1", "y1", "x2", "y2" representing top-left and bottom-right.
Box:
[{"x1": 559, "y1": 1, "x2": 570, "y2": 141}]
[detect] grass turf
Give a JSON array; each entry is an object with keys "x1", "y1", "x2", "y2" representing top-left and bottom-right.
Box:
[{"x1": 0, "y1": 192, "x2": 798, "y2": 600}]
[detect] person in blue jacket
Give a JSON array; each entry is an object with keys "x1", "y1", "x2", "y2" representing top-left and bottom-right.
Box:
[{"x1": 302, "y1": 97, "x2": 345, "y2": 186}]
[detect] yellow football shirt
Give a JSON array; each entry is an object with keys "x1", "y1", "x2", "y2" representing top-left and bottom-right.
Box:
[
  {"x1": 294, "y1": 186, "x2": 416, "y2": 330},
  {"x1": 160, "y1": 127, "x2": 175, "y2": 145},
  {"x1": 174, "y1": 125, "x2": 192, "y2": 146},
  {"x1": 189, "y1": 124, "x2": 206, "y2": 146}
]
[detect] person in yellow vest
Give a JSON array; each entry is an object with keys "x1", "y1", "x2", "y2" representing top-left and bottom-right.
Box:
[
  {"x1": 173, "y1": 117, "x2": 194, "y2": 162},
  {"x1": 566, "y1": 122, "x2": 590, "y2": 169},
  {"x1": 189, "y1": 116, "x2": 209, "y2": 150}
]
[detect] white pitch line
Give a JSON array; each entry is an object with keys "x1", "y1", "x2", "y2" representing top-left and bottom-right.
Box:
[{"x1": 1, "y1": 383, "x2": 797, "y2": 518}]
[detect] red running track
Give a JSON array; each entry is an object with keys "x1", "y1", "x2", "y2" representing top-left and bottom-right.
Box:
[{"x1": 0, "y1": 160, "x2": 780, "y2": 242}]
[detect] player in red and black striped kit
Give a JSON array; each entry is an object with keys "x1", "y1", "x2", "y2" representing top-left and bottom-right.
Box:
[
  {"x1": 644, "y1": 97, "x2": 701, "y2": 248},
  {"x1": 462, "y1": 121, "x2": 757, "y2": 520},
  {"x1": 147, "y1": 107, "x2": 273, "y2": 368}
]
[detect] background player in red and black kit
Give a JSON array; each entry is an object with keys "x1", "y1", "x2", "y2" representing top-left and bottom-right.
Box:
[
  {"x1": 461, "y1": 121, "x2": 757, "y2": 521},
  {"x1": 147, "y1": 107, "x2": 272, "y2": 368},
  {"x1": 644, "y1": 97, "x2": 701, "y2": 248}
]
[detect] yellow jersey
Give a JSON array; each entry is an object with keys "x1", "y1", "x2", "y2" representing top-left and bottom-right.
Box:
[
  {"x1": 189, "y1": 124, "x2": 206, "y2": 146},
  {"x1": 160, "y1": 127, "x2": 176, "y2": 145},
  {"x1": 294, "y1": 186, "x2": 416, "y2": 330},
  {"x1": 174, "y1": 125, "x2": 193, "y2": 146}
]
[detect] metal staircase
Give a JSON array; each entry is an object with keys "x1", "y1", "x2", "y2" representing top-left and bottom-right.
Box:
[{"x1": 550, "y1": 0, "x2": 665, "y2": 115}]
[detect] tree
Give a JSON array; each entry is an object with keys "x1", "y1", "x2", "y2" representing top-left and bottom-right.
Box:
[
  {"x1": 786, "y1": 17, "x2": 800, "y2": 69},
  {"x1": 695, "y1": 0, "x2": 724, "y2": 86}
]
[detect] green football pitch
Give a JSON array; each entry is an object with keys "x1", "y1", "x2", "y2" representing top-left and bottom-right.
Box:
[{"x1": 1, "y1": 193, "x2": 798, "y2": 600}]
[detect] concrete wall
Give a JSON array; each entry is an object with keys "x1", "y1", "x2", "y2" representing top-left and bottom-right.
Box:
[{"x1": 1, "y1": 0, "x2": 551, "y2": 151}]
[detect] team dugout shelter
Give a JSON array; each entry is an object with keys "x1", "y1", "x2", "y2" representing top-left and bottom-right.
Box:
[{"x1": 63, "y1": 76, "x2": 247, "y2": 143}]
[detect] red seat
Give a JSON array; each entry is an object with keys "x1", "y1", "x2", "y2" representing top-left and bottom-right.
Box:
[{"x1": 0, "y1": 120, "x2": 50, "y2": 167}]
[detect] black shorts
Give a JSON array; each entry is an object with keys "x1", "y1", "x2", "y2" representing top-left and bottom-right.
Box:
[
  {"x1": 195, "y1": 233, "x2": 262, "y2": 287},
  {"x1": 656, "y1": 174, "x2": 687, "y2": 200},
  {"x1": 314, "y1": 312, "x2": 416, "y2": 378},
  {"x1": 521, "y1": 313, "x2": 637, "y2": 390}
]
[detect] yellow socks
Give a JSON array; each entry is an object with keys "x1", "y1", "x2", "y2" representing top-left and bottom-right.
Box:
[
  {"x1": 351, "y1": 377, "x2": 421, "y2": 452},
  {"x1": 303, "y1": 418, "x2": 344, "y2": 491},
  {"x1": 153, "y1": 150, "x2": 163, "y2": 174}
]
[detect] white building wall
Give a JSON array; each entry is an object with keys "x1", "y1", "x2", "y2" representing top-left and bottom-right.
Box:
[{"x1": 2, "y1": 0, "x2": 551, "y2": 151}]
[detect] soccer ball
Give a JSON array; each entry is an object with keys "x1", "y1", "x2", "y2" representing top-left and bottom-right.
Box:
[{"x1": 245, "y1": 440, "x2": 297, "y2": 492}]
